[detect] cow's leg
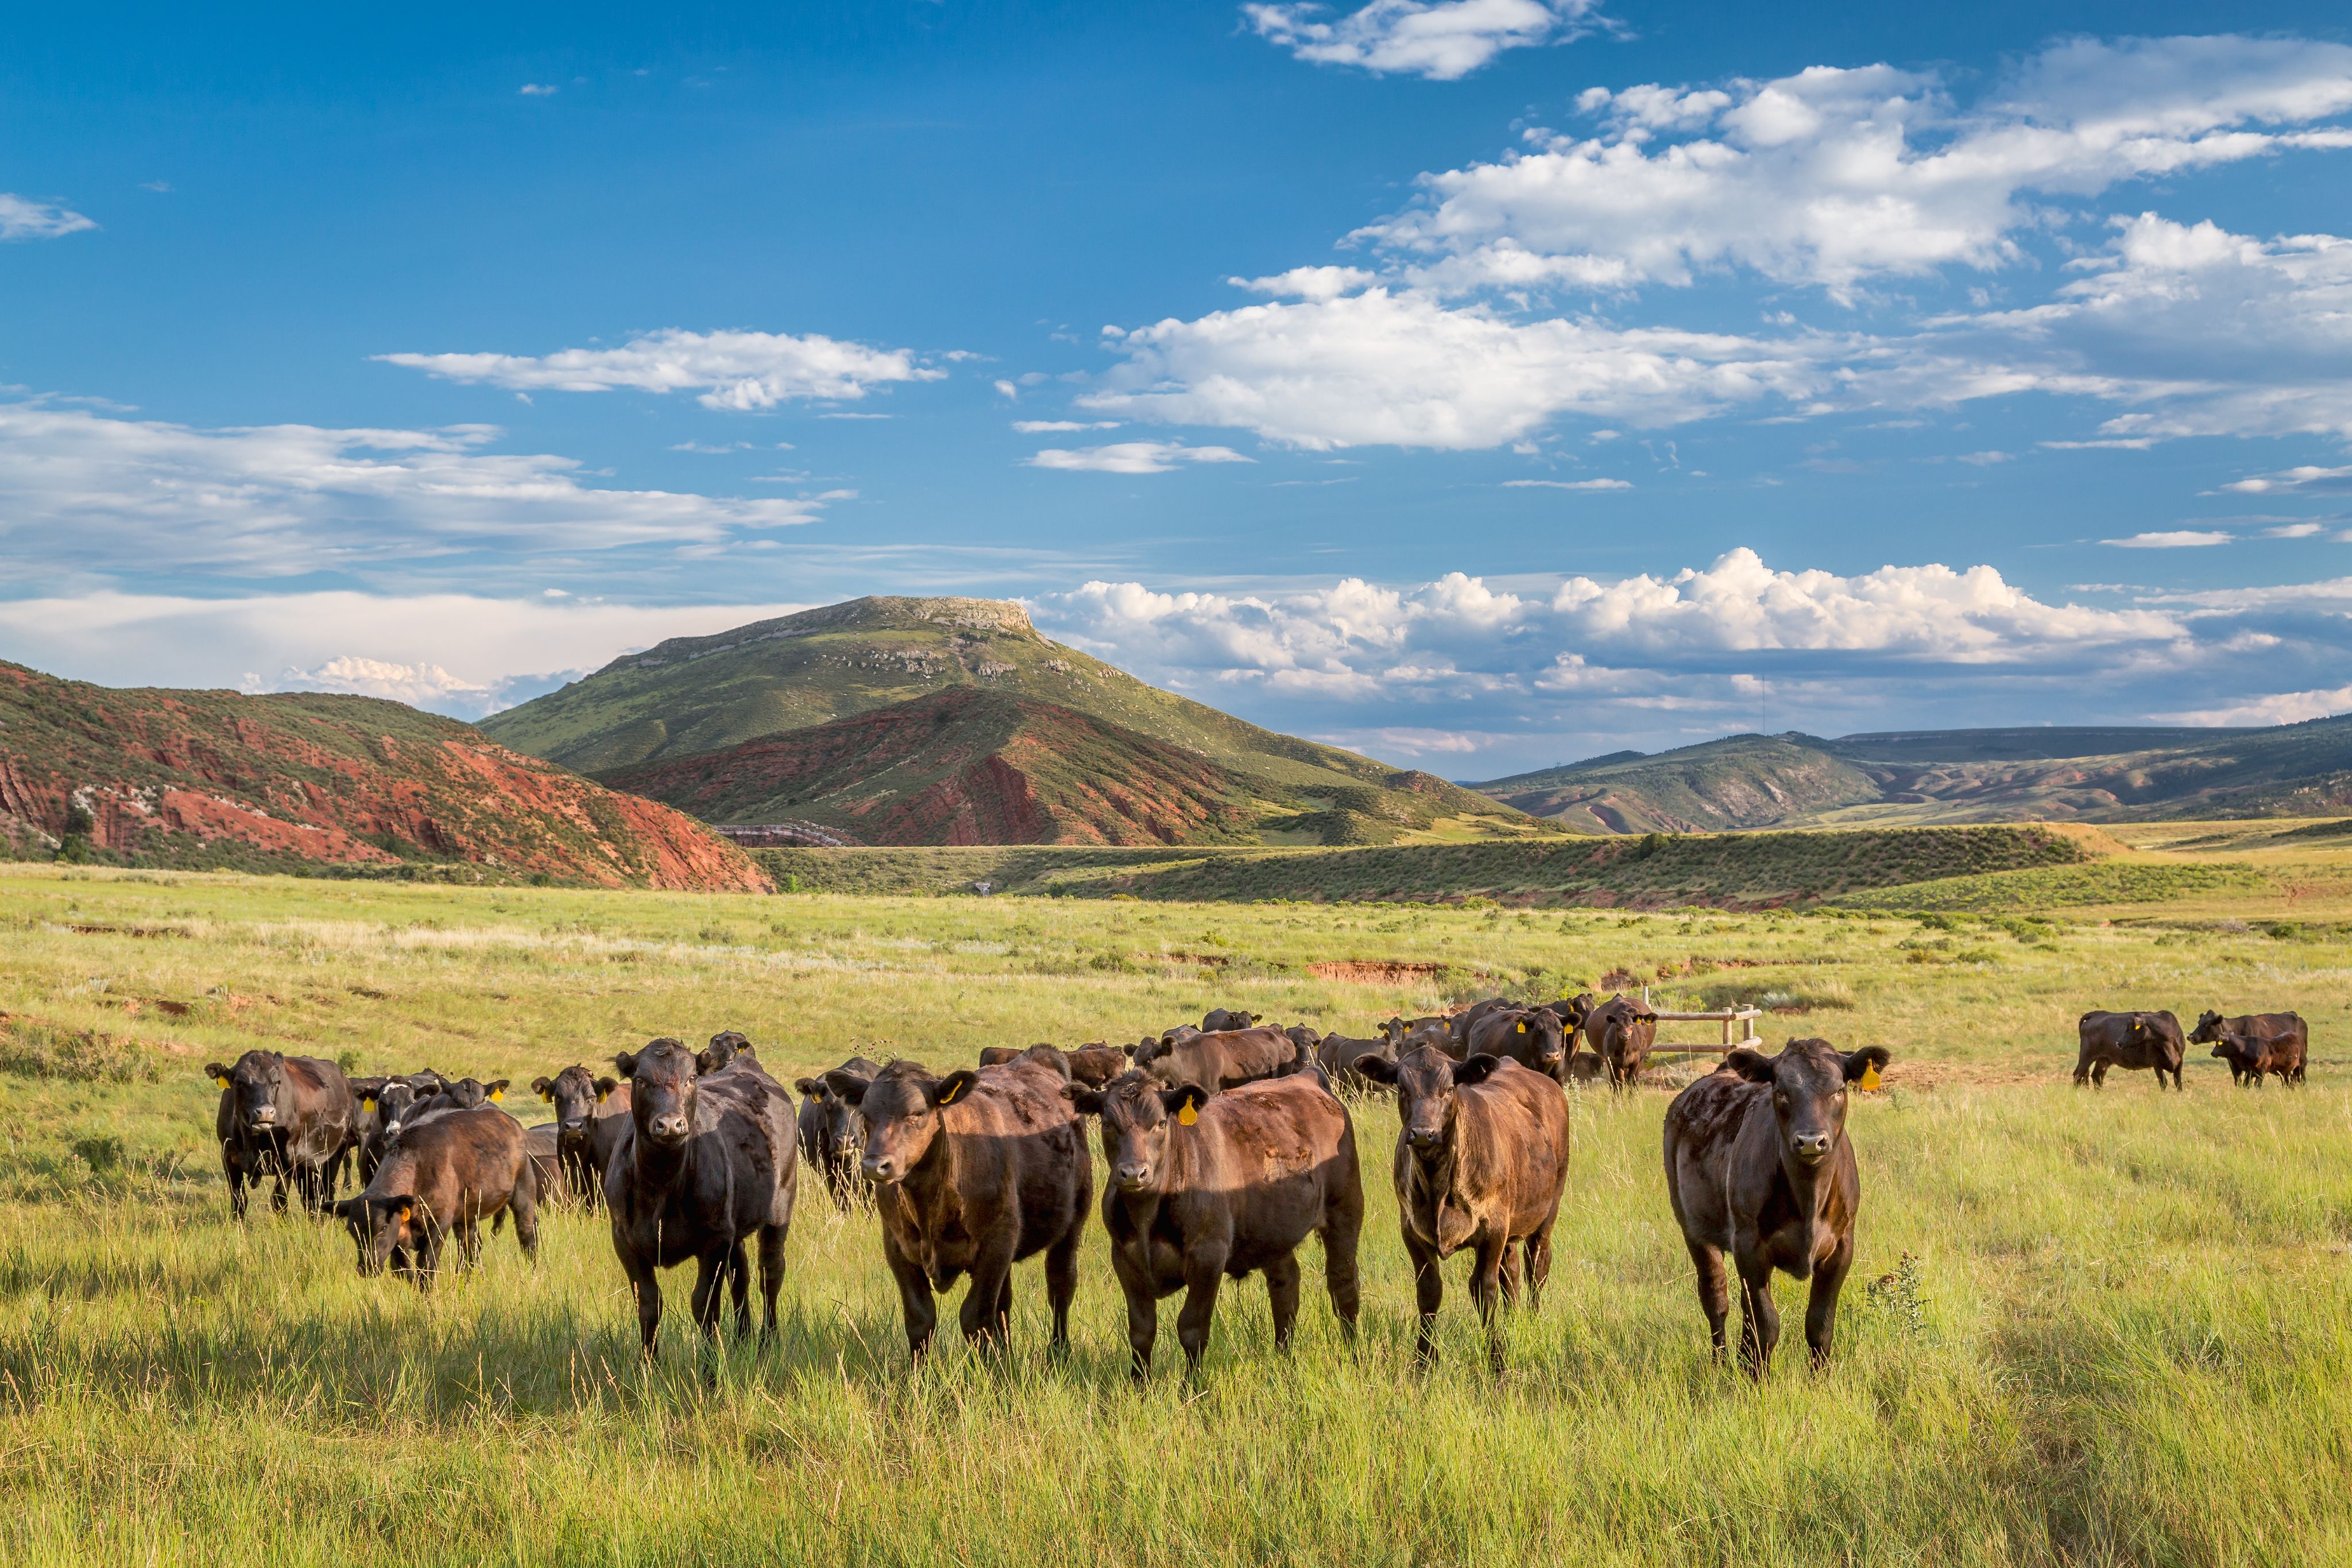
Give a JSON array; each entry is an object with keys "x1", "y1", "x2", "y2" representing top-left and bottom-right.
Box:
[
  {"x1": 1468, "y1": 1237, "x2": 1512, "y2": 1374},
  {"x1": 415, "y1": 1225, "x2": 444, "y2": 1293},
  {"x1": 1043, "y1": 1221, "x2": 1082, "y2": 1358},
  {"x1": 1686, "y1": 1238, "x2": 1730, "y2": 1360},
  {"x1": 1523, "y1": 1225, "x2": 1554, "y2": 1314},
  {"x1": 1736, "y1": 1260, "x2": 1780, "y2": 1378},
  {"x1": 1175, "y1": 1248, "x2": 1227, "y2": 1376},
  {"x1": 1806, "y1": 1235, "x2": 1854, "y2": 1370},
  {"x1": 1406, "y1": 1233, "x2": 1444, "y2": 1368},
  {"x1": 1321, "y1": 1200, "x2": 1363, "y2": 1348},
  {"x1": 727, "y1": 1238, "x2": 753, "y2": 1337},
  {"x1": 620, "y1": 1251, "x2": 663, "y2": 1359},
  {"x1": 269, "y1": 1165, "x2": 289, "y2": 1214},
  {"x1": 1111, "y1": 1249, "x2": 1158, "y2": 1380},
  {"x1": 2091, "y1": 1060, "x2": 2109, "y2": 1089},
  {"x1": 1495, "y1": 1241, "x2": 1523, "y2": 1310},
  {"x1": 222, "y1": 1147, "x2": 247, "y2": 1221},
  {"x1": 2072, "y1": 1048, "x2": 2092, "y2": 1088},
  {"x1": 958, "y1": 1236, "x2": 1017, "y2": 1352},
  {"x1": 1265, "y1": 1250, "x2": 1302, "y2": 1353},
  {"x1": 882, "y1": 1233, "x2": 938, "y2": 1361},
  {"x1": 688, "y1": 1249, "x2": 728, "y2": 1346},
  {"x1": 512, "y1": 1182, "x2": 540, "y2": 1265},
  {"x1": 756, "y1": 1223, "x2": 787, "y2": 1345}
]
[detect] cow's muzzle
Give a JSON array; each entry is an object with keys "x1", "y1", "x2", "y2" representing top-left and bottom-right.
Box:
[
  {"x1": 1790, "y1": 1131, "x2": 1833, "y2": 1166},
  {"x1": 559, "y1": 1117, "x2": 587, "y2": 1134},
  {"x1": 249, "y1": 1106, "x2": 277, "y2": 1126},
  {"x1": 861, "y1": 1153, "x2": 899, "y2": 1183},
  {"x1": 1405, "y1": 1126, "x2": 1444, "y2": 1152},
  {"x1": 647, "y1": 1113, "x2": 689, "y2": 1143},
  {"x1": 1113, "y1": 1161, "x2": 1152, "y2": 1191}
]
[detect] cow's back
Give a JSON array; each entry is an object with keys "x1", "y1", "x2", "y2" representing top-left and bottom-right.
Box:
[
  {"x1": 1661, "y1": 1069, "x2": 1767, "y2": 1247},
  {"x1": 1463, "y1": 1063, "x2": 1569, "y2": 1229},
  {"x1": 699, "y1": 1062, "x2": 798, "y2": 1230},
  {"x1": 1151, "y1": 1027, "x2": 1298, "y2": 1090},
  {"x1": 948, "y1": 1058, "x2": 1088, "y2": 1257}
]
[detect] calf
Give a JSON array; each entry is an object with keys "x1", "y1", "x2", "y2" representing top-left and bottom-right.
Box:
[
  {"x1": 1663, "y1": 1039, "x2": 1890, "y2": 1376},
  {"x1": 1355, "y1": 1048, "x2": 1570, "y2": 1371},
  {"x1": 2192, "y1": 1010, "x2": 2308, "y2": 1087},
  {"x1": 531, "y1": 1064, "x2": 631, "y2": 1208},
  {"x1": 2075, "y1": 1010, "x2": 2185, "y2": 1091},
  {"x1": 1587, "y1": 995, "x2": 1658, "y2": 1089},
  {"x1": 205, "y1": 1051, "x2": 359, "y2": 1218},
  {"x1": 1134, "y1": 1027, "x2": 1306, "y2": 1092},
  {"x1": 825, "y1": 1048, "x2": 1092, "y2": 1359},
  {"x1": 794, "y1": 1055, "x2": 881, "y2": 1210},
  {"x1": 334, "y1": 1105, "x2": 540, "y2": 1288},
  {"x1": 1069, "y1": 1067, "x2": 1362, "y2": 1378},
  {"x1": 1465, "y1": 1008, "x2": 1569, "y2": 1082},
  {"x1": 606, "y1": 1037, "x2": 799, "y2": 1360},
  {"x1": 1202, "y1": 1008, "x2": 1261, "y2": 1032},
  {"x1": 1316, "y1": 1032, "x2": 1395, "y2": 1095}
]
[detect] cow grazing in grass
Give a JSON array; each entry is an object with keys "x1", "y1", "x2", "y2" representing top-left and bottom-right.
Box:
[
  {"x1": 977, "y1": 1043, "x2": 1128, "y2": 1088},
  {"x1": 825, "y1": 1047, "x2": 1091, "y2": 1360},
  {"x1": 1132, "y1": 1027, "x2": 1307, "y2": 1093},
  {"x1": 606, "y1": 1037, "x2": 799, "y2": 1361},
  {"x1": 2075, "y1": 1010, "x2": 2185, "y2": 1091},
  {"x1": 1586, "y1": 995, "x2": 1658, "y2": 1090},
  {"x1": 1355, "y1": 1047, "x2": 1570, "y2": 1372},
  {"x1": 2191, "y1": 1010, "x2": 2308, "y2": 1087},
  {"x1": 1465, "y1": 1008, "x2": 1569, "y2": 1082},
  {"x1": 530, "y1": 1064, "x2": 631, "y2": 1207},
  {"x1": 205, "y1": 1051, "x2": 358, "y2": 1218},
  {"x1": 1662, "y1": 1039, "x2": 1890, "y2": 1377},
  {"x1": 1069, "y1": 1067, "x2": 1363, "y2": 1379},
  {"x1": 334, "y1": 1104, "x2": 540, "y2": 1288},
  {"x1": 794, "y1": 1055, "x2": 880, "y2": 1210}
]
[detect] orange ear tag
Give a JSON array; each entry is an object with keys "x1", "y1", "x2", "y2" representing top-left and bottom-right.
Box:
[
  {"x1": 1177, "y1": 1101, "x2": 1198, "y2": 1126},
  {"x1": 1860, "y1": 1064, "x2": 1883, "y2": 1091}
]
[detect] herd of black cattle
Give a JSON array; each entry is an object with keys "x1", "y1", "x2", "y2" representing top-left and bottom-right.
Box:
[{"x1": 201, "y1": 993, "x2": 2312, "y2": 1379}]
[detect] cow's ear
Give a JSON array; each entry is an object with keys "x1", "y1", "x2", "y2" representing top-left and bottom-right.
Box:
[
  {"x1": 531, "y1": 1077, "x2": 554, "y2": 1099},
  {"x1": 485, "y1": 1079, "x2": 508, "y2": 1102},
  {"x1": 1120, "y1": 1042, "x2": 1136, "y2": 1058},
  {"x1": 1724, "y1": 1048, "x2": 1777, "y2": 1083},
  {"x1": 1514, "y1": 1019, "x2": 1530, "y2": 1034},
  {"x1": 822, "y1": 1070, "x2": 872, "y2": 1106},
  {"x1": 1453, "y1": 1054, "x2": 1504, "y2": 1087},
  {"x1": 204, "y1": 1063, "x2": 230, "y2": 1086},
  {"x1": 1064, "y1": 1084, "x2": 1106, "y2": 1116},
  {"x1": 1842, "y1": 1046, "x2": 1891, "y2": 1083},
  {"x1": 932, "y1": 1070, "x2": 980, "y2": 1109},
  {"x1": 794, "y1": 1077, "x2": 822, "y2": 1097},
  {"x1": 613, "y1": 1051, "x2": 639, "y2": 1079},
  {"x1": 694, "y1": 1049, "x2": 718, "y2": 1077},
  {"x1": 1353, "y1": 1055, "x2": 1400, "y2": 1086},
  {"x1": 1160, "y1": 1085, "x2": 1209, "y2": 1125}
]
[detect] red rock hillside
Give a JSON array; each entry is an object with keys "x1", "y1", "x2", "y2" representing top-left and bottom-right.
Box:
[{"x1": 0, "y1": 660, "x2": 768, "y2": 891}]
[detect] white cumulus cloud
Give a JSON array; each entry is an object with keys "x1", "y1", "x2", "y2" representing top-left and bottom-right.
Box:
[
  {"x1": 378, "y1": 328, "x2": 941, "y2": 410},
  {"x1": 2154, "y1": 685, "x2": 2352, "y2": 725},
  {"x1": 1243, "y1": 0, "x2": 1608, "y2": 82}
]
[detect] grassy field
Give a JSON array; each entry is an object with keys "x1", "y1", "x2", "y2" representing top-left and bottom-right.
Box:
[{"x1": 3, "y1": 862, "x2": 2351, "y2": 1564}]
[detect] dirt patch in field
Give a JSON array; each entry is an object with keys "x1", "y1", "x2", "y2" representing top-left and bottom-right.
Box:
[{"x1": 1310, "y1": 960, "x2": 1446, "y2": 984}]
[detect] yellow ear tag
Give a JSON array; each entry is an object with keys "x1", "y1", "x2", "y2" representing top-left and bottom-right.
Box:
[
  {"x1": 214, "y1": 1075, "x2": 230, "y2": 1089},
  {"x1": 595, "y1": 1089, "x2": 609, "y2": 1104},
  {"x1": 1177, "y1": 1101, "x2": 1198, "y2": 1126},
  {"x1": 938, "y1": 1080, "x2": 962, "y2": 1105},
  {"x1": 489, "y1": 1089, "x2": 504, "y2": 1102},
  {"x1": 361, "y1": 1097, "x2": 375, "y2": 1112},
  {"x1": 1515, "y1": 1021, "x2": 1528, "y2": 1033},
  {"x1": 1860, "y1": 1064, "x2": 1882, "y2": 1091}
]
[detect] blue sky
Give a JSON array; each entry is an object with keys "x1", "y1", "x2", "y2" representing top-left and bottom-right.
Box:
[{"x1": 4, "y1": 1, "x2": 2351, "y2": 777}]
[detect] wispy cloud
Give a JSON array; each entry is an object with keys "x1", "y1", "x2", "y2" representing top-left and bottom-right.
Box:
[
  {"x1": 2102, "y1": 530, "x2": 2233, "y2": 548},
  {"x1": 1025, "y1": 441, "x2": 1254, "y2": 474},
  {"x1": 378, "y1": 328, "x2": 941, "y2": 410},
  {"x1": 1244, "y1": 0, "x2": 1611, "y2": 82},
  {"x1": 0, "y1": 194, "x2": 96, "y2": 242},
  {"x1": 1503, "y1": 477, "x2": 1631, "y2": 490}
]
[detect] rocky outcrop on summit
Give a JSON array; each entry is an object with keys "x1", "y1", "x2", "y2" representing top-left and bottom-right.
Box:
[{"x1": 0, "y1": 661, "x2": 768, "y2": 891}]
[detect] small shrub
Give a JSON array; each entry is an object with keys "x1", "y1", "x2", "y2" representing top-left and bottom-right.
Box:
[
  {"x1": 1866, "y1": 1251, "x2": 1929, "y2": 1341},
  {"x1": 0, "y1": 1021, "x2": 158, "y2": 1083}
]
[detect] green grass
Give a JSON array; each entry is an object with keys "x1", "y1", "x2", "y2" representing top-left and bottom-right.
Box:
[
  {"x1": 1828, "y1": 860, "x2": 2272, "y2": 912},
  {"x1": 3, "y1": 865, "x2": 2351, "y2": 1563}
]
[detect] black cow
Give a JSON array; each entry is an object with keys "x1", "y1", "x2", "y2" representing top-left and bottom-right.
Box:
[
  {"x1": 606, "y1": 1038, "x2": 799, "y2": 1361},
  {"x1": 2074, "y1": 1010, "x2": 2185, "y2": 1090},
  {"x1": 2191, "y1": 1010, "x2": 2308, "y2": 1087},
  {"x1": 794, "y1": 1055, "x2": 881, "y2": 1210},
  {"x1": 205, "y1": 1051, "x2": 358, "y2": 1218},
  {"x1": 1464, "y1": 1008, "x2": 1569, "y2": 1082},
  {"x1": 531, "y1": 1064, "x2": 632, "y2": 1207},
  {"x1": 1202, "y1": 1008, "x2": 1262, "y2": 1033}
]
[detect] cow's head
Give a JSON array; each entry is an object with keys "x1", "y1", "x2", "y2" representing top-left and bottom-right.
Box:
[
  {"x1": 208, "y1": 1051, "x2": 293, "y2": 1135},
  {"x1": 616, "y1": 1037, "x2": 703, "y2": 1149},
  {"x1": 1550, "y1": 992, "x2": 1598, "y2": 1033},
  {"x1": 1723, "y1": 1039, "x2": 1889, "y2": 1174},
  {"x1": 825, "y1": 1060, "x2": 976, "y2": 1185},
  {"x1": 703, "y1": 1030, "x2": 753, "y2": 1074},
  {"x1": 794, "y1": 1075, "x2": 867, "y2": 1164},
  {"x1": 2188, "y1": 1010, "x2": 2226, "y2": 1044},
  {"x1": 1066, "y1": 1069, "x2": 1205, "y2": 1194},
  {"x1": 1500, "y1": 1009, "x2": 1567, "y2": 1075},
  {"x1": 1356, "y1": 1046, "x2": 1505, "y2": 1161},
  {"x1": 334, "y1": 1193, "x2": 427, "y2": 1276},
  {"x1": 370, "y1": 1079, "x2": 424, "y2": 1144},
  {"x1": 536, "y1": 1064, "x2": 617, "y2": 1141}
]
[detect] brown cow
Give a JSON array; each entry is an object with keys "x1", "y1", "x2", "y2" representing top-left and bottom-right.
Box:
[
  {"x1": 531, "y1": 1064, "x2": 631, "y2": 1208},
  {"x1": 205, "y1": 1051, "x2": 359, "y2": 1218},
  {"x1": 334, "y1": 1105, "x2": 540, "y2": 1288},
  {"x1": 1202, "y1": 1008, "x2": 1262, "y2": 1032},
  {"x1": 1068, "y1": 1067, "x2": 1363, "y2": 1378},
  {"x1": 1446, "y1": 997, "x2": 1519, "y2": 1051},
  {"x1": 1663, "y1": 1039, "x2": 1889, "y2": 1376},
  {"x1": 2191, "y1": 1010, "x2": 2308, "y2": 1087},
  {"x1": 1316, "y1": 1032, "x2": 1395, "y2": 1094},
  {"x1": 1355, "y1": 1048, "x2": 1570, "y2": 1371},
  {"x1": 1465, "y1": 1008, "x2": 1569, "y2": 1082},
  {"x1": 976, "y1": 1042, "x2": 1128, "y2": 1088},
  {"x1": 794, "y1": 1055, "x2": 881, "y2": 1210},
  {"x1": 606, "y1": 1038, "x2": 799, "y2": 1361},
  {"x1": 2075, "y1": 1010, "x2": 2185, "y2": 1090},
  {"x1": 1540, "y1": 992, "x2": 1602, "y2": 1078},
  {"x1": 1382, "y1": 1014, "x2": 1454, "y2": 1051},
  {"x1": 1586, "y1": 995, "x2": 1658, "y2": 1089},
  {"x1": 825, "y1": 1048, "x2": 1093, "y2": 1359},
  {"x1": 1132, "y1": 1027, "x2": 1306, "y2": 1092},
  {"x1": 523, "y1": 1122, "x2": 563, "y2": 1204}
]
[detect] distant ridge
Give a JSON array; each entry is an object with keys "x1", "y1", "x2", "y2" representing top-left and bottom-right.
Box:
[{"x1": 485, "y1": 595, "x2": 1534, "y2": 847}]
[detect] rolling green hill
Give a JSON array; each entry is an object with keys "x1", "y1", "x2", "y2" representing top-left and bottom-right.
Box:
[
  {"x1": 485, "y1": 595, "x2": 1531, "y2": 845},
  {"x1": 1473, "y1": 715, "x2": 2352, "y2": 831}
]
